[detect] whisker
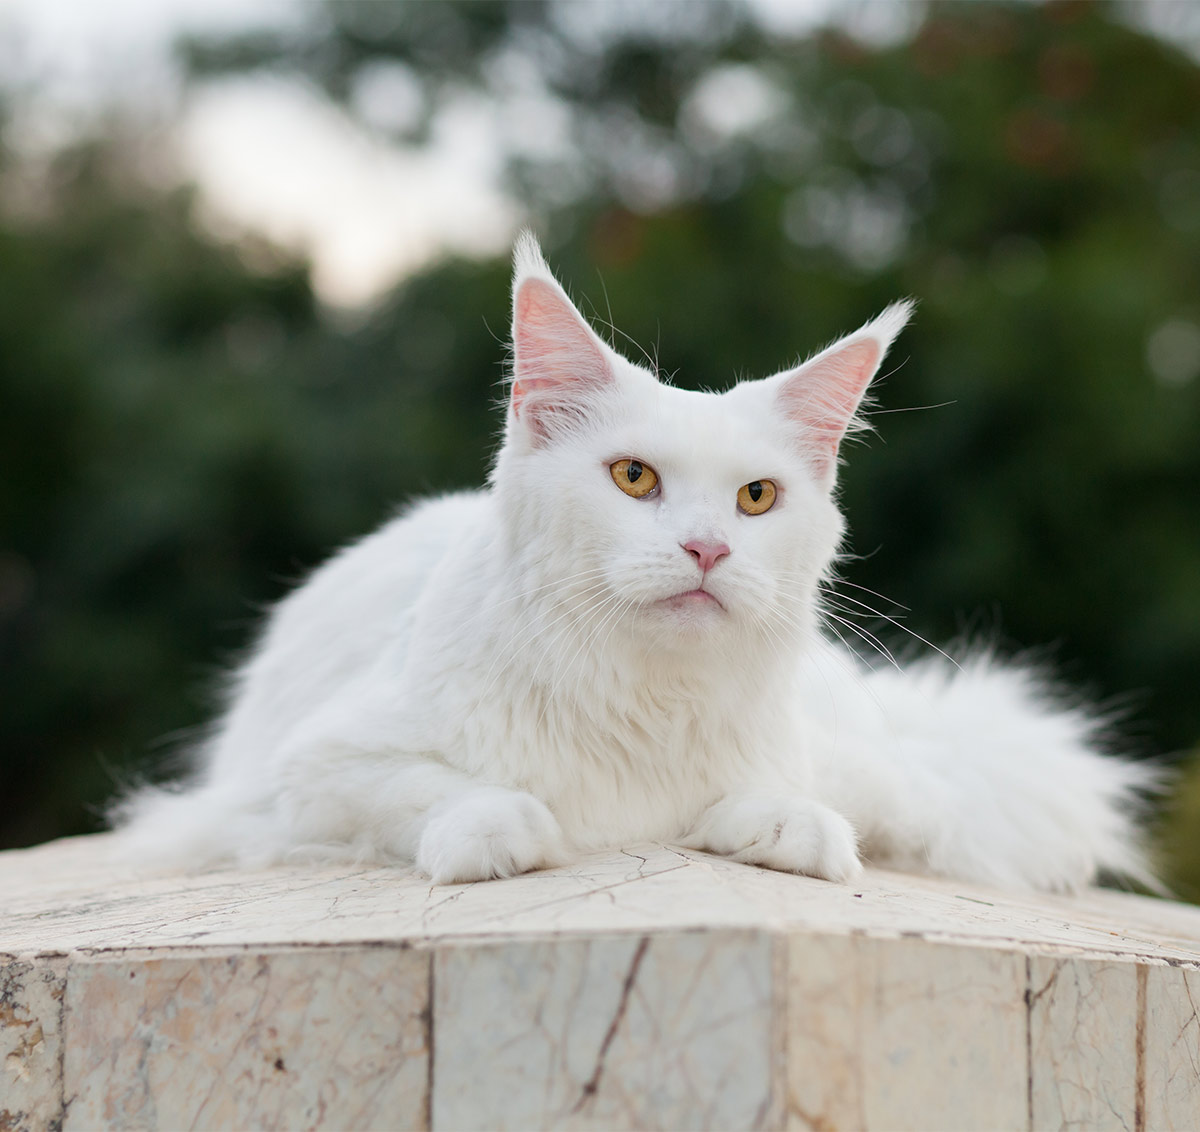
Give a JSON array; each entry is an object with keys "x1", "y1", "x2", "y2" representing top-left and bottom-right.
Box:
[
  {"x1": 823, "y1": 577, "x2": 912, "y2": 613},
  {"x1": 583, "y1": 291, "x2": 660, "y2": 376},
  {"x1": 869, "y1": 400, "x2": 956, "y2": 415},
  {"x1": 763, "y1": 598, "x2": 889, "y2": 712},
  {"x1": 537, "y1": 590, "x2": 632, "y2": 729},
  {"x1": 575, "y1": 592, "x2": 641, "y2": 705},
  {"x1": 822, "y1": 590, "x2": 961, "y2": 671},
  {"x1": 819, "y1": 591, "x2": 909, "y2": 625},
  {"x1": 474, "y1": 577, "x2": 615, "y2": 705},
  {"x1": 436, "y1": 565, "x2": 614, "y2": 635},
  {"x1": 821, "y1": 611, "x2": 902, "y2": 671}
]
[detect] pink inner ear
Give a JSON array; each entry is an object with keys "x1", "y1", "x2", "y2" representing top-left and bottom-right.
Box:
[
  {"x1": 779, "y1": 338, "x2": 881, "y2": 478},
  {"x1": 512, "y1": 278, "x2": 610, "y2": 419}
]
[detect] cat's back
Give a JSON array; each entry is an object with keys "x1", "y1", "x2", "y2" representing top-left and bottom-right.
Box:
[
  {"x1": 272, "y1": 489, "x2": 490, "y2": 644},
  {"x1": 210, "y1": 490, "x2": 493, "y2": 770}
]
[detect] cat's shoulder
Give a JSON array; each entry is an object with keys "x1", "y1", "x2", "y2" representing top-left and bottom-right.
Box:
[
  {"x1": 377, "y1": 488, "x2": 495, "y2": 547},
  {"x1": 281, "y1": 489, "x2": 495, "y2": 608}
]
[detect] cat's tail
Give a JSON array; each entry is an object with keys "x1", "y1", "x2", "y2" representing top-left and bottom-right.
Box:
[
  {"x1": 109, "y1": 778, "x2": 403, "y2": 873},
  {"x1": 107, "y1": 780, "x2": 286, "y2": 872},
  {"x1": 807, "y1": 644, "x2": 1166, "y2": 893}
]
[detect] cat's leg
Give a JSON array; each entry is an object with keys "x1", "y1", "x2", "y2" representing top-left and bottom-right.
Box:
[
  {"x1": 278, "y1": 749, "x2": 567, "y2": 883},
  {"x1": 415, "y1": 782, "x2": 568, "y2": 884},
  {"x1": 261, "y1": 686, "x2": 568, "y2": 883},
  {"x1": 681, "y1": 792, "x2": 863, "y2": 883}
]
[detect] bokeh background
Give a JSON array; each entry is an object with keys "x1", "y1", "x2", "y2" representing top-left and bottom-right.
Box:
[{"x1": 3, "y1": 0, "x2": 1199, "y2": 895}]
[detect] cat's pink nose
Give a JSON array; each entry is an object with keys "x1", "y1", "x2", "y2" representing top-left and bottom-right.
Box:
[{"x1": 683, "y1": 539, "x2": 731, "y2": 574}]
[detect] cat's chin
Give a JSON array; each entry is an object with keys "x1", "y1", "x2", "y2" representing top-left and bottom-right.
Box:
[
  {"x1": 647, "y1": 588, "x2": 728, "y2": 624},
  {"x1": 659, "y1": 588, "x2": 723, "y2": 611}
]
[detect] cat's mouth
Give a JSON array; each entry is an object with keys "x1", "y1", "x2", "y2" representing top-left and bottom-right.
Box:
[{"x1": 658, "y1": 588, "x2": 725, "y2": 612}]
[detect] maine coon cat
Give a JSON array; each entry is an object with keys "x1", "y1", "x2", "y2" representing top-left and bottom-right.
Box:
[{"x1": 115, "y1": 233, "x2": 1156, "y2": 892}]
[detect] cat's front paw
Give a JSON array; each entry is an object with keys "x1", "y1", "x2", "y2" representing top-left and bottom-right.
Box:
[
  {"x1": 417, "y1": 787, "x2": 567, "y2": 884},
  {"x1": 682, "y1": 793, "x2": 862, "y2": 884}
]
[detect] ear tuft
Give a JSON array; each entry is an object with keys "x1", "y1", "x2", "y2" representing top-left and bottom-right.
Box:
[
  {"x1": 512, "y1": 228, "x2": 554, "y2": 287},
  {"x1": 775, "y1": 299, "x2": 915, "y2": 485},
  {"x1": 861, "y1": 298, "x2": 916, "y2": 360}
]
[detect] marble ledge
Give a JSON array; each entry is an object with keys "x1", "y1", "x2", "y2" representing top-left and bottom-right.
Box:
[{"x1": 2, "y1": 835, "x2": 1200, "y2": 1131}]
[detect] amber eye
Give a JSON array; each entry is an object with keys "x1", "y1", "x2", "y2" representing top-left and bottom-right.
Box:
[
  {"x1": 610, "y1": 458, "x2": 659, "y2": 498},
  {"x1": 737, "y1": 479, "x2": 777, "y2": 515}
]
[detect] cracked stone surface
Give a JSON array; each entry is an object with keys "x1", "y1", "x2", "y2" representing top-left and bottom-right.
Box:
[{"x1": 2, "y1": 834, "x2": 1199, "y2": 1130}]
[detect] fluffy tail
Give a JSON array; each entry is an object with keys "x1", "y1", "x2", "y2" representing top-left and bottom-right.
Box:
[
  {"x1": 108, "y1": 781, "x2": 284, "y2": 872},
  {"x1": 109, "y1": 778, "x2": 406, "y2": 871},
  {"x1": 808, "y1": 646, "x2": 1164, "y2": 893}
]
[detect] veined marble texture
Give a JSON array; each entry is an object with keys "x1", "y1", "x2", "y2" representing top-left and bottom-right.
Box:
[
  {"x1": 61, "y1": 948, "x2": 429, "y2": 1131},
  {"x1": 1, "y1": 958, "x2": 66, "y2": 1131},
  {"x1": 787, "y1": 935, "x2": 1029, "y2": 1131},
  {"x1": 2, "y1": 835, "x2": 1200, "y2": 1131},
  {"x1": 432, "y1": 931, "x2": 779, "y2": 1131},
  {"x1": 1027, "y1": 956, "x2": 1140, "y2": 1130},
  {"x1": 1144, "y1": 963, "x2": 1200, "y2": 1130}
]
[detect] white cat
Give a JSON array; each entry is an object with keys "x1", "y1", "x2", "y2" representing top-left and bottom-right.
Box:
[{"x1": 115, "y1": 233, "x2": 1156, "y2": 892}]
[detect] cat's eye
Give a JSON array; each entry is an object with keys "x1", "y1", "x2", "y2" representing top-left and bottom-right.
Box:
[
  {"x1": 610, "y1": 458, "x2": 659, "y2": 499},
  {"x1": 737, "y1": 479, "x2": 777, "y2": 515}
]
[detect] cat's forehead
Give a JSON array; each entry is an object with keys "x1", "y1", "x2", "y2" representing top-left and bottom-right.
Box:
[{"x1": 605, "y1": 369, "x2": 799, "y2": 478}]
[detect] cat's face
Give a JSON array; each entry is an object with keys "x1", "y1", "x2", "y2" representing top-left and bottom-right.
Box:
[
  {"x1": 493, "y1": 233, "x2": 911, "y2": 653},
  {"x1": 507, "y1": 377, "x2": 845, "y2": 636}
]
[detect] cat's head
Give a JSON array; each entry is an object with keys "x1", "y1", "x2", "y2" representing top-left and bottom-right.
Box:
[{"x1": 492, "y1": 232, "x2": 911, "y2": 657}]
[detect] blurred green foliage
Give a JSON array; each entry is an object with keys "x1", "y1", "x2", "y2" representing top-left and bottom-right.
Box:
[
  {"x1": 1159, "y1": 756, "x2": 1200, "y2": 902},
  {"x1": 2, "y1": 1, "x2": 1199, "y2": 891}
]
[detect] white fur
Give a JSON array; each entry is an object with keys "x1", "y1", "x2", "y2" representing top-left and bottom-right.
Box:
[{"x1": 113, "y1": 234, "x2": 1157, "y2": 893}]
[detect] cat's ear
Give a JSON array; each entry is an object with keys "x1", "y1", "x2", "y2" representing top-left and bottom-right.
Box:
[
  {"x1": 509, "y1": 231, "x2": 614, "y2": 440},
  {"x1": 771, "y1": 300, "x2": 914, "y2": 485}
]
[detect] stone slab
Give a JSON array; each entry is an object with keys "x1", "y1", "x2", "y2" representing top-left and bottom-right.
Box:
[
  {"x1": 4, "y1": 835, "x2": 1200, "y2": 965},
  {"x1": 2, "y1": 835, "x2": 1200, "y2": 1130}
]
